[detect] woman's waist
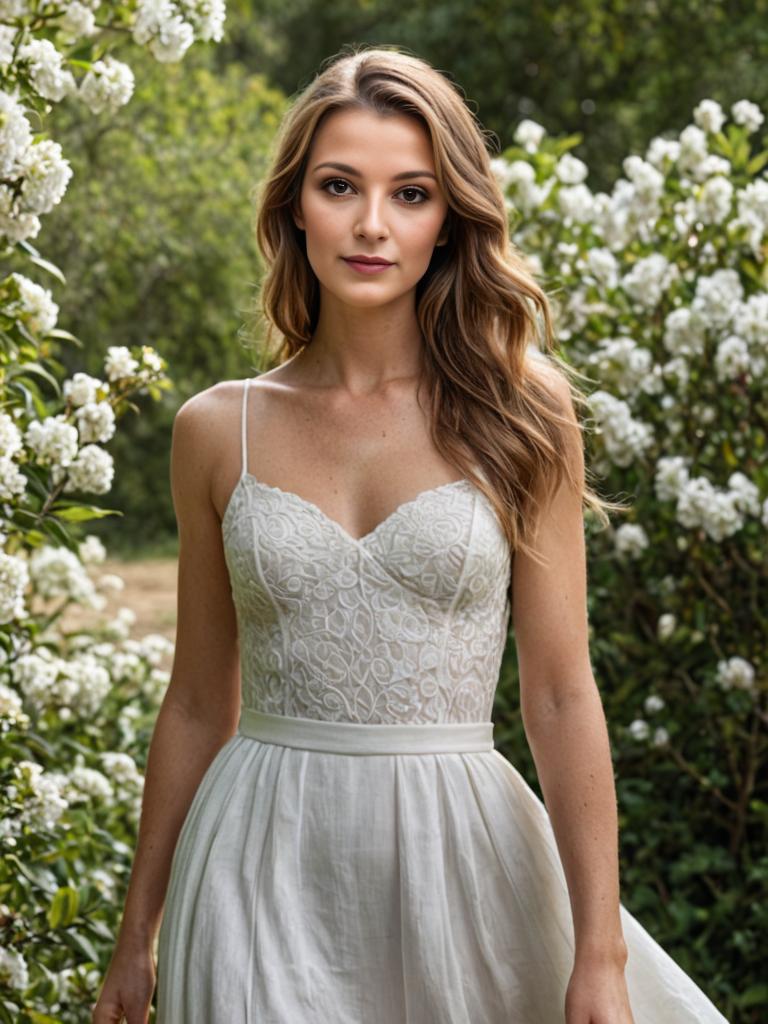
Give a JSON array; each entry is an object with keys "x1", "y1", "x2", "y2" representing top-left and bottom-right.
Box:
[{"x1": 236, "y1": 706, "x2": 495, "y2": 755}]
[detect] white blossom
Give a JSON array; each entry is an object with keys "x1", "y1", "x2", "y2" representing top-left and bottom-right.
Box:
[
  {"x1": 656, "y1": 614, "x2": 676, "y2": 642},
  {"x1": 64, "y1": 371, "x2": 104, "y2": 407},
  {"x1": 0, "y1": 550, "x2": 29, "y2": 624},
  {"x1": 5, "y1": 272, "x2": 60, "y2": 333},
  {"x1": 74, "y1": 401, "x2": 116, "y2": 444},
  {"x1": 78, "y1": 534, "x2": 107, "y2": 565},
  {"x1": 614, "y1": 522, "x2": 649, "y2": 559},
  {"x1": 693, "y1": 99, "x2": 726, "y2": 135},
  {"x1": 731, "y1": 99, "x2": 764, "y2": 133},
  {"x1": 62, "y1": 443, "x2": 115, "y2": 494},
  {"x1": 715, "y1": 656, "x2": 756, "y2": 692},
  {"x1": 654, "y1": 455, "x2": 690, "y2": 502},
  {"x1": 0, "y1": 944, "x2": 29, "y2": 991},
  {"x1": 628, "y1": 718, "x2": 650, "y2": 741},
  {"x1": 24, "y1": 414, "x2": 79, "y2": 468},
  {"x1": 79, "y1": 56, "x2": 135, "y2": 115},
  {"x1": 104, "y1": 345, "x2": 139, "y2": 381},
  {"x1": 16, "y1": 39, "x2": 77, "y2": 102},
  {"x1": 587, "y1": 390, "x2": 655, "y2": 467},
  {"x1": 714, "y1": 334, "x2": 751, "y2": 381},
  {"x1": 644, "y1": 693, "x2": 666, "y2": 714},
  {"x1": 513, "y1": 118, "x2": 546, "y2": 152}
]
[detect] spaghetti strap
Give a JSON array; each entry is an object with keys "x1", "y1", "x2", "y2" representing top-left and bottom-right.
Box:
[{"x1": 240, "y1": 378, "x2": 250, "y2": 480}]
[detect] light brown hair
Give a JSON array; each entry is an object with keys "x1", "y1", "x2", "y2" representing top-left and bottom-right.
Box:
[{"x1": 246, "y1": 43, "x2": 627, "y2": 584}]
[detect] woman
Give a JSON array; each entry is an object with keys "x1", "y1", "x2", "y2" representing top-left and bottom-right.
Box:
[{"x1": 93, "y1": 45, "x2": 730, "y2": 1024}]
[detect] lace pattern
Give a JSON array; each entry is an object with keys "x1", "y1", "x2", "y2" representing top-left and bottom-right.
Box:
[{"x1": 220, "y1": 380, "x2": 512, "y2": 725}]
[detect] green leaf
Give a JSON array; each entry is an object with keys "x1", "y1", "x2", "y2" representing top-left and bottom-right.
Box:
[{"x1": 47, "y1": 885, "x2": 80, "y2": 929}]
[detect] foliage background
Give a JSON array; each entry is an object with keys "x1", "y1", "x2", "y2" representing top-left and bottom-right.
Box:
[{"x1": 3, "y1": 2, "x2": 765, "y2": 1021}]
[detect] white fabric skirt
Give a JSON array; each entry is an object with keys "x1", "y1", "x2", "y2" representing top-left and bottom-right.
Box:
[{"x1": 154, "y1": 709, "x2": 730, "y2": 1023}]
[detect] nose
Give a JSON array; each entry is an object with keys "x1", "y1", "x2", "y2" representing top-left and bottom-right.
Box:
[{"x1": 354, "y1": 191, "x2": 390, "y2": 239}]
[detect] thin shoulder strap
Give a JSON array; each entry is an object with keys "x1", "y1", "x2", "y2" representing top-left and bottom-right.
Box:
[{"x1": 239, "y1": 378, "x2": 250, "y2": 480}]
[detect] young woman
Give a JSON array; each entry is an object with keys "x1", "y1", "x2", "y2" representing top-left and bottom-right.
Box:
[{"x1": 93, "y1": 45, "x2": 730, "y2": 1024}]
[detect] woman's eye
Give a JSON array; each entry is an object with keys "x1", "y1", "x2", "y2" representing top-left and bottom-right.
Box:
[{"x1": 321, "y1": 179, "x2": 428, "y2": 204}]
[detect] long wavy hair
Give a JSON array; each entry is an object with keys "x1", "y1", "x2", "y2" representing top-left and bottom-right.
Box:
[{"x1": 246, "y1": 43, "x2": 627, "y2": 586}]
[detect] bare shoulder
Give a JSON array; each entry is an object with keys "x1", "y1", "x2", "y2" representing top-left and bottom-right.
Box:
[{"x1": 523, "y1": 347, "x2": 577, "y2": 419}]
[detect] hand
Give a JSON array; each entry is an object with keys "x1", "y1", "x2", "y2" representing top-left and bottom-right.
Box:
[
  {"x1": 91, "y1": 938, "x2": 156, "y2": 1024},
  {"x1": 564, "y1": 955, "x2": 636, "y2": 1024}
]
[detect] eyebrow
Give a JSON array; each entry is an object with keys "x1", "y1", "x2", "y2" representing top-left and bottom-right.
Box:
[{"x1": 312, "y1": 161, "x2": 437, "y2": 182}]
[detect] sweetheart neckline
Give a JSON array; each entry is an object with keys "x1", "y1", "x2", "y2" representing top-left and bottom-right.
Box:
[{"x1": 221, "y1": 472, "x2": 478, "y2": 546}]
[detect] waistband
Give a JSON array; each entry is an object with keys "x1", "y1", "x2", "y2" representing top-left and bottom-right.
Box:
[{"x1": 236, "y1": 707, "x2": 495, "y2": 755}]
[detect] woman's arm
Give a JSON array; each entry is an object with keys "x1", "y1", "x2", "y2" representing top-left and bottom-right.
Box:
[
  {"x1": 115, "y1": 387, "x2": 242, "y2": 949},
  {"x1": 511, "y1": 366, "x2": 628, "y2": 968}
]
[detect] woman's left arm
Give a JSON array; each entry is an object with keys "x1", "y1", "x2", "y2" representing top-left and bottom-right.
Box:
[{"x1": 511, "y1": 366, "x2": 633, "y2": 1022}]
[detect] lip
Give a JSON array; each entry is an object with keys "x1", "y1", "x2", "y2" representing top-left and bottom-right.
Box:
[
  {"x1": 343, "y1": 254, "x2": 393, "y2": 264},
  {"x1": 342, "y1": 255, "x2": 394, "y2": 275}
]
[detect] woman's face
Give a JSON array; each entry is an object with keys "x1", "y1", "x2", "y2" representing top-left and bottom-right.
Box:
[{"x1": 293, "y1": 106, "x2": 450, "y2": 310}]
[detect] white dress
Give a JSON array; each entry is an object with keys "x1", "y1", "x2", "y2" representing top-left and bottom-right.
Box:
[{"x1": 154, "y1": 377, "x2": 730, "y2": 1023}]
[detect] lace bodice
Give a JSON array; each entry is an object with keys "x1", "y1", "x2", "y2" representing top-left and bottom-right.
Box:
[{"x1": 221, "y1": 379, "x2": 512, "y2": 725}]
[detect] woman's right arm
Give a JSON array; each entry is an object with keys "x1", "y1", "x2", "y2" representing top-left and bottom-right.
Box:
[{"x1": 92, "y1": 386, "x2": 242, "y2": 1024}]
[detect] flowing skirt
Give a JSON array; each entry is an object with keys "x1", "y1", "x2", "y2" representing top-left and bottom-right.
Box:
[{"x1": 154, "y1": 708, "x2": 730, "y2": 1023}]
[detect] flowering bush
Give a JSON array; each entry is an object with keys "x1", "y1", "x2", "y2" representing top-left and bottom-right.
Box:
[
  {"x1": 0, "y1": 0, "x2": 222, "y2": 1020},
  {"x1": 492, "y1": 99, "x2": 767, "y2": 1020}
]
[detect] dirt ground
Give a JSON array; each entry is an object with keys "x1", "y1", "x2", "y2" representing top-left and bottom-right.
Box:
[{"x1": 59, "y1": 556, "x2": 178, "y2": 673}]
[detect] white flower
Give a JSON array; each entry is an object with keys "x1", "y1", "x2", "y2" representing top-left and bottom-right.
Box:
[
  {"x1": 695, "y1": 174, "x2": 733, "y2": 225},
  {"x1": 17, "y1": 138, "x2": 74, "y2": 216},
  {"x1": 74, "y1": 401, "x2": 116, "y2": 444},
  {"x1": 557, "y1": 183, "x2": 595, "y2": 223},
  {"x1": 644, "y1": 693, "x2": 666, "y2": 714},
  {"x1": 587, "y1": 390, "x2": 655, "y2": 467},
  {"x1": 728, "y1": 472, "x2": 760, "y2": 516},
  {"x1": 677, "y1": 476, "x2": 744, "y2": 541},
  {"x1": 584, "y1": 247, "x2": 619, "y2": 289},
  {"x1": 62, "y1": 443, "x2": 115, "y2": 494},
  {"x1": 0, "y1": 682, "x2": 30, "y2": 731},
  {"x1": 79, "y1": 56, "x2": 135, "y2": 115},
  {"x1": 5, "y1": 272, "x2": 60, "y2": 333},
  {"x1": 11, "y1": 759, "x2": 70, "y2": 830},
  {"x1": 614, "y1": 522, "x2": 649, "y2": 559},
  {"x1": 730, "y1": 99, "x2": 764, "y2": 133},
  {"x1": 0, "y1": 411, "x2": 22, "y2": 459},
  {"x1": 555, "y1": 153, "x2": 588, "y2": 185},
  {"x1": 692, "y1": 268, "x2": 744, "y2": 331},
  {"x1": 715, "y1": 335, "x2": 751, "y2": 382},
  {"x1": 645, "y1": 135, "x2": 680, "y2": 170},
  {"x1": 28, "y1": 546, "x2": 96, "y2": 603},
  {"x1": 64, "y1": 371, "x2": 104, "y2": 407},
  {"x1": 621, "y1": 253, "x2": 680, "y2": 311},
  {"x1": 78, "y1": 534, "x2": 107, "y2": 565},
  {"x1": 693, "y1": 99, "x2": 726, "y2": 134},
  {"x1": 104, "y1": 345, "x2": 139, "y2": 381},
  {"x1": 0, "y1": 944, "x2": 29, "y2": 991},
  {"x1": 0, "y1": 90, "x2": 33, "y2": 177},
  {"x1": 513, "y1": 118, "x2": 546, "y2": 152},
  {"x1": 24, "y1": 414, "x2": 79, "y2": 468},
  {"x1": 716, "y1": 656, "x2": 756, "y2": 692},
  {"x1": 652, "y1": 727, "x2": 670, "y2": 747},
  {"x1": 132, "y1": 0, "x2": 196, "y2": 63},
  {"x1": 657, "y1": 614, "x2": 676, "y2": 642},
  {"x1": 654, "y1": 455, "x2": 690, "y2": 502},
  {"x1": 16, "y1": 38, "x2": 77, "y2": 101},
  {"x1": 67, "y1": 765, "x2": 114, "y2": 803},
  {"x1": 628, "y1": 718, "x2": 650, "y2": 741},
  {"x1": 662, "y1": 306, "x2": 707, "y2": 359},
  {"x1": 100, "y1": 751, "x2": 144, "y2": 790},
  {"x1": 0, "y1": 550, "x2": 29, "y2": 624},
  {"x1": 733, "y1": 292, "x2": 768, "y2": 349},
  {"x1": 57, "y1": 1, "x2": 98, "y2": 42}
]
